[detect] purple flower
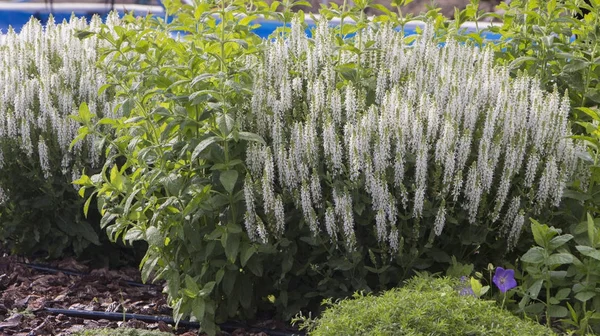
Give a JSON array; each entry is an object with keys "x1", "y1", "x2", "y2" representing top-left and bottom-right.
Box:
[
  {"x1": 456, "y1": 276, "x2": 475, "y2": 297},
  {"x1": 493, "y1": 267, "x2": 517, "y2": 293},
  {"x1": 459, "y1": 286, "x2": 476, "y2": 297}
]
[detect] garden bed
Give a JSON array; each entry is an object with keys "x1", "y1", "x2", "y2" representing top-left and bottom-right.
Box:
[{"x1": 0, "y1": 256, "x2": 292, "y2": 335}]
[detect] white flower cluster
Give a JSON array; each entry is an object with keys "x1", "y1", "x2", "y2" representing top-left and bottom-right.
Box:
[
  {"x1": 243, "y1": 19, "x2": 581, "y2": 251},
  {"x1": 0, "y1": 14, "x2": 121, "y2": 196}
]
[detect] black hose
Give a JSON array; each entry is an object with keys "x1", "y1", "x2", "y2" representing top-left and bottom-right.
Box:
[
  {"x1": 43, "y1": 308, "x2": 305, "y2": 336},
  {"x1": 21, "y1": 262, "x2": 305, "y2": 335},
  {"x1": 17, "y1": 262, "x2": 160, "y2": 288}
]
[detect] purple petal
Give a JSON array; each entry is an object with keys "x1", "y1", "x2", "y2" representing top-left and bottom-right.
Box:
[
  {"x1": 505, "y1": 276, "x2": 517, "y2": 291},
  {"x1": 493, "y1": 267, "x2": 517, "y2": 293},
  {"x1": 504, "y1": 269, "x2": 517, "y2": 290}
]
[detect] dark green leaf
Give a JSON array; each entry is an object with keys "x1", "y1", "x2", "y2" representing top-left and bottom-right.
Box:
[
  {"x1": 219, "y1": 170, "x2": 238, "y2": 194},
  {"x1": 521, "y1": 247, "x2": 545, "y2": 264},
  {"x1": 199, "y1": 281, "x2": 216, "y2": 297},
  {"x1": 238, "y1": 132, "x2": 266, "y2": 144},
  {"x1": 192, "y1": 136, "x2": 218, "y2": 160}
]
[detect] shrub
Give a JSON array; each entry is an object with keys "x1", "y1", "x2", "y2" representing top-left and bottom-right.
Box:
[
  {"x1": 245, "y1": 17, "x2": 580, "y2": 262},
  {"x1": 0, "y1": 15, "x2": 120, "y2": 257},
  {"x1": 301, "y1": 275, "x2": 554, "y2": 336},
  {"x1": 73, "y1": 1, "x2": 581, "y2": 334}
]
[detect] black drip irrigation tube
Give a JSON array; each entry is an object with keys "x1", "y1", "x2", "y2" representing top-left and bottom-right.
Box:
[
  {"x1": 18, "y1": 262, "x2": 305, "y2": 336},
  {"x1": 43, "y1": 308, "x2": 305, "y2": 336}
]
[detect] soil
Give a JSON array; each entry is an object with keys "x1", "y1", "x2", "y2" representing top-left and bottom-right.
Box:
[{"x1": 0, "y1": 255, "x2": 295, "y2": 336}]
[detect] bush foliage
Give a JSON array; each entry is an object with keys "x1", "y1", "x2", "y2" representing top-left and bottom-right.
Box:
[
  {"x1": 0, "y1": 15, "x2": 121, "y2": 257},
  {"x1": 72, "y1": 1, "x2": 582, "y2": 334},
  {"x1": 301, "y1": 275, "x2": 554, "y2": 336}
]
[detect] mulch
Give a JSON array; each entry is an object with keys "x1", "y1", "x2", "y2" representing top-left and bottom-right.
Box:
[{"x1": 0, "y1": 255, "x2": 289, "y2": 336}]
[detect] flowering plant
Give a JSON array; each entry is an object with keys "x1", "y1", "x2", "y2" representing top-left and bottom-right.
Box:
[
  {"x1": 74, "y1": 2, "x2": 584, "y2": 333},
  {"x1": 0, "y1": 15, "x2": 120, "y2": 257},
  {"x1": 493, "y1": 267, "x2": 517, "y2": 293},
  {"x1": 242, "y1": 17, "x2": 582, "y2": 261}
]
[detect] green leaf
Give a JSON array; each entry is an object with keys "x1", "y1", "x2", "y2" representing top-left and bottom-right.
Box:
[
  {"x1": 524, "y1": 302, "x2": 545, "y2": 314},
  {"x1": 531, "y1": 219, "x2": 548, "y2": 248},
  {"x1": 555, "y1": 288, "x2": 571, "y2": 301},
  {"x1": 124, "y1": 228, "x2": 144, "y2": 242},
  {"x1": 199, "y1": 281, "x2": 216, "y2": 297},
  {"x1": 575, "y1": 291, "x2": 597, "y2": 302},
  {"x1": 578, "y1": 107, "x2": 600, "y2": 122},
  {"x1": 192, "y1": 297, "x2": 206, "y2": 321},
  {"x1": 215, "y1": 268, "x2": 225, "y2": 284},
  {"x1": 238, "y1": 131, "x2": 266, "y2": 144},
  {"x1": 201, "y1": 317, "x2": 217, "y2": 336},
  {"x1": 240, "y1": 244, "x2": 255, "y2": 267},
  {"x1": 576, "y1": 245, "x2": 600, "y2": 261},
  {"x1": 470, "y1": 277, "x2": 483, "y2": 296},
  {"x1": 547, "y1": 304, "x2": 569, "y2": 318},
  {"x1": 78, "y1": 102, "x2": 94, "y2": 125},
  {"x1": 217, "y1": 113, "x2": 235, "y2": 136},
  {"x1": 109, "y1": 165, "x2": 124, "y2": 191},
  {"x1": 97, "y1": 84, "x2": 113, "y2": 96},
  {"x1": 224, "y1": 232, "x2": 241, "y2": 263},
  {"x1": 508, "y1": 56, "x2": 537, "y2": 70},
  {"x1": 191, "y1": 73, "x2": 215, "y2": 86},
  {"x1": 246, "y1": 256, "x2": 263, "y2": 276},
  {"x1": 172, "y1": 298, "x2": 183, "y2": 328},
  {"x1": 564, "y1": 59, "x2": 589, "y2": 73},
  {"x1": 75, "y1": 29, "x2": 96, "y2": 40},
  {"x1": 549, "y1": 271, "x2": 568, "y2": 280},
  {"x1": 185, "y1": 275, "x2": 200, "y2": 294},
  {"x1": 563, "y1": 189, "x2": 592, "y2": 201},
  {"x1": 548, "y1": 234, "x2": 573, "y2": 250},
  {"x1": 371, "y1": 3, "x2": 392, "y2": 15},
  {"x1": 527, "y1": 279, "x2": 544, "y2": 299},
  {"x1": 226, "y1": 222, "x2": 243, "y2": 234},
  {"x1": 546, "y1": 253, "x2": 574, "y2": 265},
  {"x1": 588, "y1": 213, "x2": 596, "y2": 246},
  {"x1": 140, "y1": 251, "x2": 159, "y2": 283},
  {"x1": 135, "y1": 40, "x2": 149, "y2": 53},
  {"x1": 191, "y1": 136, "x2": 218, "y2": 160},
  {"x1": 222, "y1": 269, "x2": 237, "y2": 296},
  {"x1": 521, "y1": 247, "x2": 545, "y2": 264},
  {"x1": 219, "y1": 170, "x2": 238, "y2": 194}
]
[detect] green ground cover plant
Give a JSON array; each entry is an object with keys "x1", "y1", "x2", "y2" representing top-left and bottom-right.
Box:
[
  {"x1": 0, "y1": 15, "x2": 123, "y2": 258},
  {"x1": 71, "y1": 1, "x2": 584, "y2": 334},
  {"x1": 297, "y1": 275, "x2": 554, "y2": 336}
]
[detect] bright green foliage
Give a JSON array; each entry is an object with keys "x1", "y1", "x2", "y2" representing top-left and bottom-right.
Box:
[
  {"x1": 300, "y1": 275, "x2": 554, "y2": 336},
  {"x1": 466, "y1": 0, "x2": 600, "y2": 109},
  {"x1": 73, "y1": 328, "x2": 172, "y2": 336},
  {"x1": 516, "y1": 217, "x2": 600, "y2": 334},
  {"x1": 74, "y1": 2, "x2": 285, "y2": 334},
  {"x1": 518, "y1": 220, "x2": 575, "y2": 326}
]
